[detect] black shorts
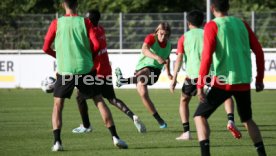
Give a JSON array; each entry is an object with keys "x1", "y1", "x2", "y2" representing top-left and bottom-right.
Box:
[
  {"x1": 54, "y1": 70, "x2": 97, "y2": 99},
  {"x1": 182, "y1": 78, "x2": 198, "y2": 96},
  {"x1": 194, "y1": 87, "x2": 252, "y2": 122},
  {"x1": 94, "y1": 77, "x2": 116, "y2": 99},
  {"x1": 135, "y1": 67, "x2": 161, "y2": 85}
]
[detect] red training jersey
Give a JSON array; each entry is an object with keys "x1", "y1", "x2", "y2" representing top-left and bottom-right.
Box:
[
  {"x1": 176, "y1": 35, "x2": 185, "y2": 54},
  {"x1": 144, "y1": 34, "x2": 167, "y2": 48},
  {"x1": 92, "y1": 25, "x2": 112, "y2": 77},
  {"x1": 197, "y1": 20, "x2": 264, "y2": 91}
]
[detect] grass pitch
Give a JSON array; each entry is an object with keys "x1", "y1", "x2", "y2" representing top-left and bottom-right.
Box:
[{"x1": 0, "y1": 89, "x2": 275, "y2": 156}]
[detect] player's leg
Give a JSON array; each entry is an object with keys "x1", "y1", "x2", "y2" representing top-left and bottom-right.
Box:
[
  {"x1": 52, "y1": 97, "x2": 64, "y2": 151},
  {"x1": 72, "y1": 71, "x2": 99, "y2": 133},
  {"x1": 194, "y1": 116, "x2": 210, "y2": 156},
  {"x1": 194, "y1": 87, "x2": 231, "y2": 156},
  {"x1": 108, "y1": 97, "x2": 147, "y2": 133},
  {"x1": 136, "y1": 67, "x2": 166, "y2": 128},
  {"x1": 224, "y1": 97, "x2": 235, "y2": 122},
  {"x1": 93, "y1": 95, "x2": 114, "y2": 128},
  {"x1": 72, "y1": 90, "x2": 92, "y2": 133},
  {"x1": 136, "y1": 79, "x2": 167, "y2": 128},
  {"x1": 93, "y1": 94, "x2": 128, "y2": 149},
  {"x1": 51, "y1": 73, "x2": 75, "y2": 151},
  {"x1": 224, "y1": 97, "x2": 241, "y2": 139},
  {"x1": 108, "y1": 98, "x2": 134, "y2": 119},
  {"x1": 176, "y1": 78, "x2": 196, "y2": 140},
  {"x1": 103, "y1": 78, "x2": 135, "y2": 119},
  {"x1": 104, "y1": 76, "x2": 146, "y2": 133},
  {"x1": 233, "y1": 90, "x2": 266, "y2": 156},
  {"x1": 115, "y1": 67, "x2": 134, "y2": 87},
  {"x1": 176, "y1": 93, "x2": 192, "y2": 140},
  {"x1": 115, "y1": 67, "x2": 150, "y2": 87}
]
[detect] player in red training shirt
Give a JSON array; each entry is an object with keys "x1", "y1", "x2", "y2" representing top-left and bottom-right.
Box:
[
  {"x1": 72, "y1": 10, "x2": 146, "y2": 134},
  {"x1": 170, "y1": 10, "x2": 240, "y2": 141},
  {"x1": 115, "y1": 22, "x2": 172, "y2": 129},
  {"x1": 194, "y1": 0, "x2": 266, "y2": 156}
]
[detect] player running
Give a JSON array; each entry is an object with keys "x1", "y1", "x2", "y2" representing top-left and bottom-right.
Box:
[
  {"x1": 170, "y1": 10, "x2": 240, "y2": 140},
  {"x1": 72, "y1": 10, "x2": 146, "y2": 134},
  {"x1": 115, "y1": 22, "x2": 172, "y2": 129}
]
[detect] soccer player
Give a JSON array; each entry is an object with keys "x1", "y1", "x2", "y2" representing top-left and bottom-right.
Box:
[
  {"x1": 72, "y1": 10, "x2": 146, "y2": 134},
  {"x1": 194, "y1": 0, "x2": 267, "y2": 156},
  {"x1": 115, "y1": 22, "x2": 172, "y2": 129},
  {"x1": 43, "y1": 0, "x2": 127, "y2": 151},
  {"x1": 170, "y1": 10, "x2": 240, "y2": 140}
]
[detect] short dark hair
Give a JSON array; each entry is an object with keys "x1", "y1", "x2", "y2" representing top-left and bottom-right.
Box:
[
  {"x1": 186, "y1": 10, "x2": 204, "y2": 27},
  {"x1": 63, "y1": 0, "x2": 78, "y2": 9},
  {"x1": 86, "y1": 10, "x2": 101, "y2": 26},
  {"x1": 211, "y1": 0, "x2": 230, "y2": 12}
]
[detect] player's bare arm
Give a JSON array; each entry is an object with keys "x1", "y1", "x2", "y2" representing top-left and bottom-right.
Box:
[
  {"x1": 142, "y1": 43, "x2": 165, "y2": 64},
  {"x1": 165, "y1": 57, "x2": 172, "y2": 80},
  {"x1": 170, "y1": 53, "x2": 183, "y2": 93}
]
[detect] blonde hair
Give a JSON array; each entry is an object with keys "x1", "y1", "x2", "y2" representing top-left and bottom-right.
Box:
[{"x1": 154, "y1": 22, "x2": 171, "y2": 38}]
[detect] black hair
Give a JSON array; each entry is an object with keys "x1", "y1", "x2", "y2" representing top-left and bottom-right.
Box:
[
  {"x1": 186, "y1": 10, "x2": 204, "y2": 27},
  {"x1": 86, "y1": 10, "x2": 101, "y2": 26},
  {"x1": 63, "y1": 0, "x2": 78, "y2": 10},
  {"x1": 211, "y1": 0, "x2": 230, "y2": 12}
]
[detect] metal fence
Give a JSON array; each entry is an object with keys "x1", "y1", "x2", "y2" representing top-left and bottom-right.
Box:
[{"x1": 0, "y1": 12, "x2": 275, "y2": 50}]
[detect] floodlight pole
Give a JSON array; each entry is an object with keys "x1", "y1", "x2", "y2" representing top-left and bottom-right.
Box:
[
  {"x1": 251, "y1": 11, "x2": 255, "y2": 32},
  {"x1": 206, "y1": 0, "x2": 211, "y2": 22},
  {"x1": 119, "y1": 12, "x2": 123, "y2": 51},
  {"x1": 184, "y1": 12, "x2": 187, "y2": 33}
]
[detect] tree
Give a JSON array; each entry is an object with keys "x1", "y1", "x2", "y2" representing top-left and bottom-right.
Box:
[
  {"x1": 77, "y1": 0, "x2": 206, "y2": 13},
  {"x1": 230, "y1": 0, "x2": 276, "y2": 12}
]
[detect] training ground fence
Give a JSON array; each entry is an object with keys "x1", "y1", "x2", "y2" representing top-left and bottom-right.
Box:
[{"x1": 0, "y1": 12, "x2": 275, "y2": 50}]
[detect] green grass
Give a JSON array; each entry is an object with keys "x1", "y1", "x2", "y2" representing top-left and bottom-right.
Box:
[{"x1": 0, "y1": 89, "x2": 276, "y2": 156}]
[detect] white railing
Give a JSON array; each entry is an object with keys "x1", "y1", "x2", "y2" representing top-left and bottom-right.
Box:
[{"x1": 0, "y1": 48, "x2": 275, "y2": 54}]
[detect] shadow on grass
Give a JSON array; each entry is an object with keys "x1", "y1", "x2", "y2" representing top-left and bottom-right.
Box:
[{"x1": 131, "y1": 143, "x2": 276, "y2": 150}]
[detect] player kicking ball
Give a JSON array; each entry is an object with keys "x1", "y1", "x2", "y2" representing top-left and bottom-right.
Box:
[
  {"x1": 72, "y1": 10, "x2": 146, "y2": 134},
  {"x1": 115, "y1": 22, "x2": 172, "y2": 129}
]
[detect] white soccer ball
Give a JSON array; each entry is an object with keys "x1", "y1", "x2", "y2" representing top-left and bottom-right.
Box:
[{"x1": 41, "y1": 76, "x2": 56, "y2": 93}]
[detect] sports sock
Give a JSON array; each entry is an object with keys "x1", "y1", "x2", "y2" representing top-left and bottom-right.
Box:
[
  {"x1": 254, "y1": 142, "x2": 267, "y2": 156},
  {"x1": 53, "y1": 129, "x2": 61, "y2": 144},
  {"x1": 82, "y1": 115, "x2": 91, "y2": 128},
  {"x1": 153, "y1": 112, "x2": 165, "y2": 125},
  {"x1": 183, "y1": 122, "x2": 190, "y2": 132},
  {"x1": 199, "y1": 139, "x2": 210, "y2": 156},
  {"x1": 227, "y1": 113, "x2": 234, "y2": 122},
  {"x1": 77, "y1": 99, "x2": 90, "y2": 128},
  {"x1": 111, "y1": 98, "x2": 135, "y2": 120},
  {"x1": 108, "y1": 125, "x2": 119, "y2": 139}
]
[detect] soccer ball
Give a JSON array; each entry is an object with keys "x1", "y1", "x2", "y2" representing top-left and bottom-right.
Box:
[{"x1": 41, "y1": 76, "x2": 56, "y2": 93}]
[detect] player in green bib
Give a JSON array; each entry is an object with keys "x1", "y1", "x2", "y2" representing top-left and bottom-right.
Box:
[
  {"x1": 43, "y1": 0, "x2": 128, "y2": 151},
  {"x1": 170, "y1": 10, "x2": 239, "y2": 141},
  {"x1": 115, "y1": 22, "x2": 172, "y2": 129},
  {"x1": 194, "y1": 0, "x2": 267, "y2": 156}
]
